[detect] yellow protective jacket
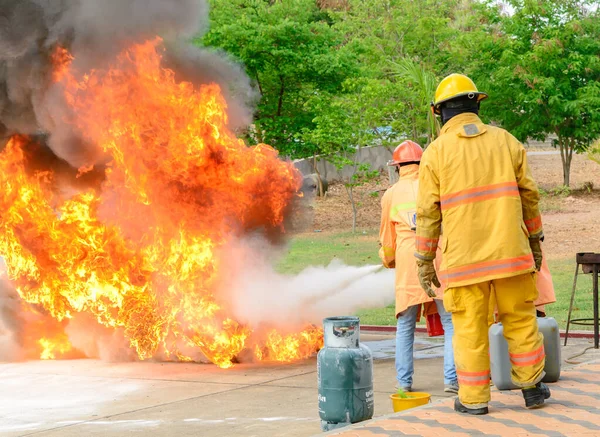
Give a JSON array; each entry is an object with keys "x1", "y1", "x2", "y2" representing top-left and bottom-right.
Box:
[
  {"x1": 379, "y1": 165, "x2": 445, "y2": 317},
  {"x1": 416, "y1": 113, "x2": 543, "y2": 288}
]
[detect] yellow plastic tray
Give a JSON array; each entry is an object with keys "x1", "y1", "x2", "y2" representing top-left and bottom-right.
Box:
[{"x1": 389, "y1": 392, "x2": 431, "y2": 412}]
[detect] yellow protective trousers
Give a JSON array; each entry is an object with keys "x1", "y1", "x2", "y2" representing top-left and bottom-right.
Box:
[{"x1": 443, "y1": 273, "x2": 545, "y2": 407}]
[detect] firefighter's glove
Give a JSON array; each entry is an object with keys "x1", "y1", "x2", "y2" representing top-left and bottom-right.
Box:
[
  {"x1": 529, "y1": 237, "x2": 543, "y2": 272},
  {"x1": 416, "y1": 259, "x2": 440, "y2": 298}
]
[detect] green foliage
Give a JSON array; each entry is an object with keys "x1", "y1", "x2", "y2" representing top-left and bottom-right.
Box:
[
  {"x1": 200, "y1": 0, "x2": 600, "y2": 184},
  {"x1": 336, "y1": 0, "x2": 482, "y2": 70},
  {"x1": 550, "y1": 185, "x2": 572, "y2": 197},
  {"x1": 589, "y1": 140, "x2": 600, "y2": 165},
  {"x1": 200, "y1": 0, "x2": 489, "y2": 159},
  {"x1": 297, "y1": 0, "x2": 485, "y2": 228},
  {"x1": 199, "y1": 0, "x2": 356, "y2": 158},
  {"x1": 471, "y1": 0, "x2": 600, "y2": 186},
  {"x1": 396, "y1": 387, "x2": 409, "y2": 398},
  {"x1": 329, "y1": 0, "x2": 485, "y2": 146},
  {"x1": 539, "y1": 185, "x2": 571, "y2": 212},
  {"x1": 388, "y1": 58, "x2": 440, "y2": 144}
]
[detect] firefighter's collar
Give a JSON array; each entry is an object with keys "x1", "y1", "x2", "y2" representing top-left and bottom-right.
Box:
[
  {"x1": 440, "y1": 113, "x2": 487, "y2": 138},
  {"x1": 399, "y1": 164, "x2": 419, "y2": 179}
]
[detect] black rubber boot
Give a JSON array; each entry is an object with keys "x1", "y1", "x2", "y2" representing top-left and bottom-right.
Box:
[
  {"x1": 522, "y1": 382, "x2": 551, "y2": 409},
  {"x1": 454, "y1": 398, "x2": 489, "y2": 415}
]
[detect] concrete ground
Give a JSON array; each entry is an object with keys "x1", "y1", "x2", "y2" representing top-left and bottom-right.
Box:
[
  {"x1": 0, "y1": 332, "x2": 453, "y2": 437},
  {"x1": 0, "y1": 332, "x2": 597, "y2": 437}
]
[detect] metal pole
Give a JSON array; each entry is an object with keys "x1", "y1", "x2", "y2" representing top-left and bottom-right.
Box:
[
  {"x1": 564, "y1": 262, "x2": 580, "y2": 346},
  {"x1": 593, "y1": 263, "x2": 599, "y2": 349}
]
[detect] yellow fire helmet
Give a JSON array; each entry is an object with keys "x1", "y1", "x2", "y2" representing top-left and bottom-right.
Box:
[{"x1": 432, "y1": 73, "x2": 488, "y2": 115}]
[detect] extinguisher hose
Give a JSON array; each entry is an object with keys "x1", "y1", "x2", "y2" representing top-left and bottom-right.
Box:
[
  {"x1": 564, "y1": 346, "x2": 596, "y2": 365},
  {"x1": 417, "y1": 344, "x2": 444, "y2": 351}
]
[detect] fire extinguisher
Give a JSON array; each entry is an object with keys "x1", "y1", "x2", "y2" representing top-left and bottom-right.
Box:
[{"x1": 426, "y1": 312, "x2": 444, "y2": 337}]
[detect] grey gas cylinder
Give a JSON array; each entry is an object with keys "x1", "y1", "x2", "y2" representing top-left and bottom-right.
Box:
[
  {"x1": 317, "y1": 316, "x2": 374, "y2": 431},
  {"x1": 489, "y1": 317, "x2": 561, "y2": 390}
]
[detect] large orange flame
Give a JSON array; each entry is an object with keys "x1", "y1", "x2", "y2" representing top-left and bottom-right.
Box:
[{"x1": 0, "y1": 39, "x2": 323, "y2": 368}]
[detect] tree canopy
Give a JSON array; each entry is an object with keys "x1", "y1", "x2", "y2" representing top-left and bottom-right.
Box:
[
  {"x1": 200, "y1": 0, "x2": 600, "y2": 187},
  {"x1": 471, "y1": 0, "x2": 600, "y2": 186},
  {"x1": 200, "y1": 0, "x2": 356, "y2": 158}
]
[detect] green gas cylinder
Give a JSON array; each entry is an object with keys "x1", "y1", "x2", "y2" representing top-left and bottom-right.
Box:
[{"x1": 317, "y1": 316, "x2": 374, "y2": 431}]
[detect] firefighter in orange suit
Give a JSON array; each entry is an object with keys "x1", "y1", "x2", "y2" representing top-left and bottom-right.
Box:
[
  {"x1": 534, "y1": 251, "x2": 556, "y2": 316},
  {"x1": 415, "y1": 74, "x2": 551, "y2": 415},
  {"x1": 379, "y1": 140, "x2": 458, "y2": 394}
]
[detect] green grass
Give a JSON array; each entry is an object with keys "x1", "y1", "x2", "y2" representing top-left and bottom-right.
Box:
[
  {"x1": 544, "y1": 258, "x2": 595, "y2": 329},
  {"x1": 355, "y1": 305, "x2": 398, "y2": 326},
  {"x1": 276, "y1": 230, "x2": 380, "y2": 274},
  {"x1": 539, "y1": 196, "x2": 564, "y2": 214},
  {"x1": 279, "y1": 231, "x2": 596, "y2": 329}
]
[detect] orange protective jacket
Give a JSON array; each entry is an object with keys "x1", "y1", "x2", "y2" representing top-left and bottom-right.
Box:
[
  {"x1": 416, "y1": 113, "x2": 543, "y2": 288},
  {"x1": 535, "y1": 246, "x2": 556, "y2": 308},
  {"x1": 379, "y1": 165, "x2": 445, "y2": 318}
]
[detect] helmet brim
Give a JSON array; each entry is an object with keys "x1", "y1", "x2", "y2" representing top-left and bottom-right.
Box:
[
  {"x1": 387, "y1": 160, "x2": 421, "y2": 167},
  {"x1": 432, "y1": 92, "x2": 488, "y2": 115}
]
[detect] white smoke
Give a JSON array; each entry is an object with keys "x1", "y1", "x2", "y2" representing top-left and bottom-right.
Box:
[{"x1": 217, "y1": 238, "x2": 396, "y2": 330}]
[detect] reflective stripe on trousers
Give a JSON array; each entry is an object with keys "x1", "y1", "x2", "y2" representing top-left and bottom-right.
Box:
[
  {"x1": 510, "y1": 345, "x2": 545, "y2": 367},
  {"x1": 457, "y1": 369, "x2": 490, "y2": 387}
]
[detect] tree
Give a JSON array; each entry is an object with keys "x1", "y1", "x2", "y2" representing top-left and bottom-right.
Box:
[
  {"x1": 330, "y1": 0, "x2": 483, "y2": 145},
  {"x1": 471, "y1": 0, "x2": 600, "y2": 187},
  {"x1": 334, "y1": 0, "x2": 484, "y2": 71},
  {"x1": 298, "y1": 0, "x2": 486, "y2": 230},
  {"x1": 302, "y1": 81, "x2": 389, "y2": 232},
  {"x1": 200, "y1": 0, "x2": 357, "y2": 158},
  {"x1": 388, "y1": 58, "x2": 440, "y2": 145}
]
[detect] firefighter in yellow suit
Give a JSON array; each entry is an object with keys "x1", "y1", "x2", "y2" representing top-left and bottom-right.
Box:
[
  {"x1": 415, "y1": 74, "x2": 551, "y2": 415},
  {"x1": 379, "y1": 140, "x2": 457, "y2": 394}
]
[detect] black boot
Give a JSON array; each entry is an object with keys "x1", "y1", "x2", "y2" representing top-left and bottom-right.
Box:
[
  {"x1": 536, "y1": 310, "x2": 546, "y2": 317},
  {"x1": 454, "y1": 398, "x2": 488, "y2": 415},
  {"x1": 522, "y1": 382, "x2": 551, "y2": 409}
]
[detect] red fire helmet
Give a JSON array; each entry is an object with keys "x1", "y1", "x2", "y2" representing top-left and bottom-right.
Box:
[{"x1": 387, "y1": 140, "x2": 423, "y2": 166}]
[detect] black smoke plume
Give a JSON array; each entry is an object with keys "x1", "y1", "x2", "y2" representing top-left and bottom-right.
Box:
[{"x1": 0, "y1": 0, "x2": 255, "y2": 168}]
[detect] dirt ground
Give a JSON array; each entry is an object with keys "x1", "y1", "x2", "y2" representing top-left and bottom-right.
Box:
[{"x1": 307, "y1": 153, "x2": 600, "y2": 259}]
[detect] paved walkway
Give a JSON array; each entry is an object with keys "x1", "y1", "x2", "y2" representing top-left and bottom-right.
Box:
[{"x1": 324, "y1": 361, "x2": 600, "y2": 437}]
